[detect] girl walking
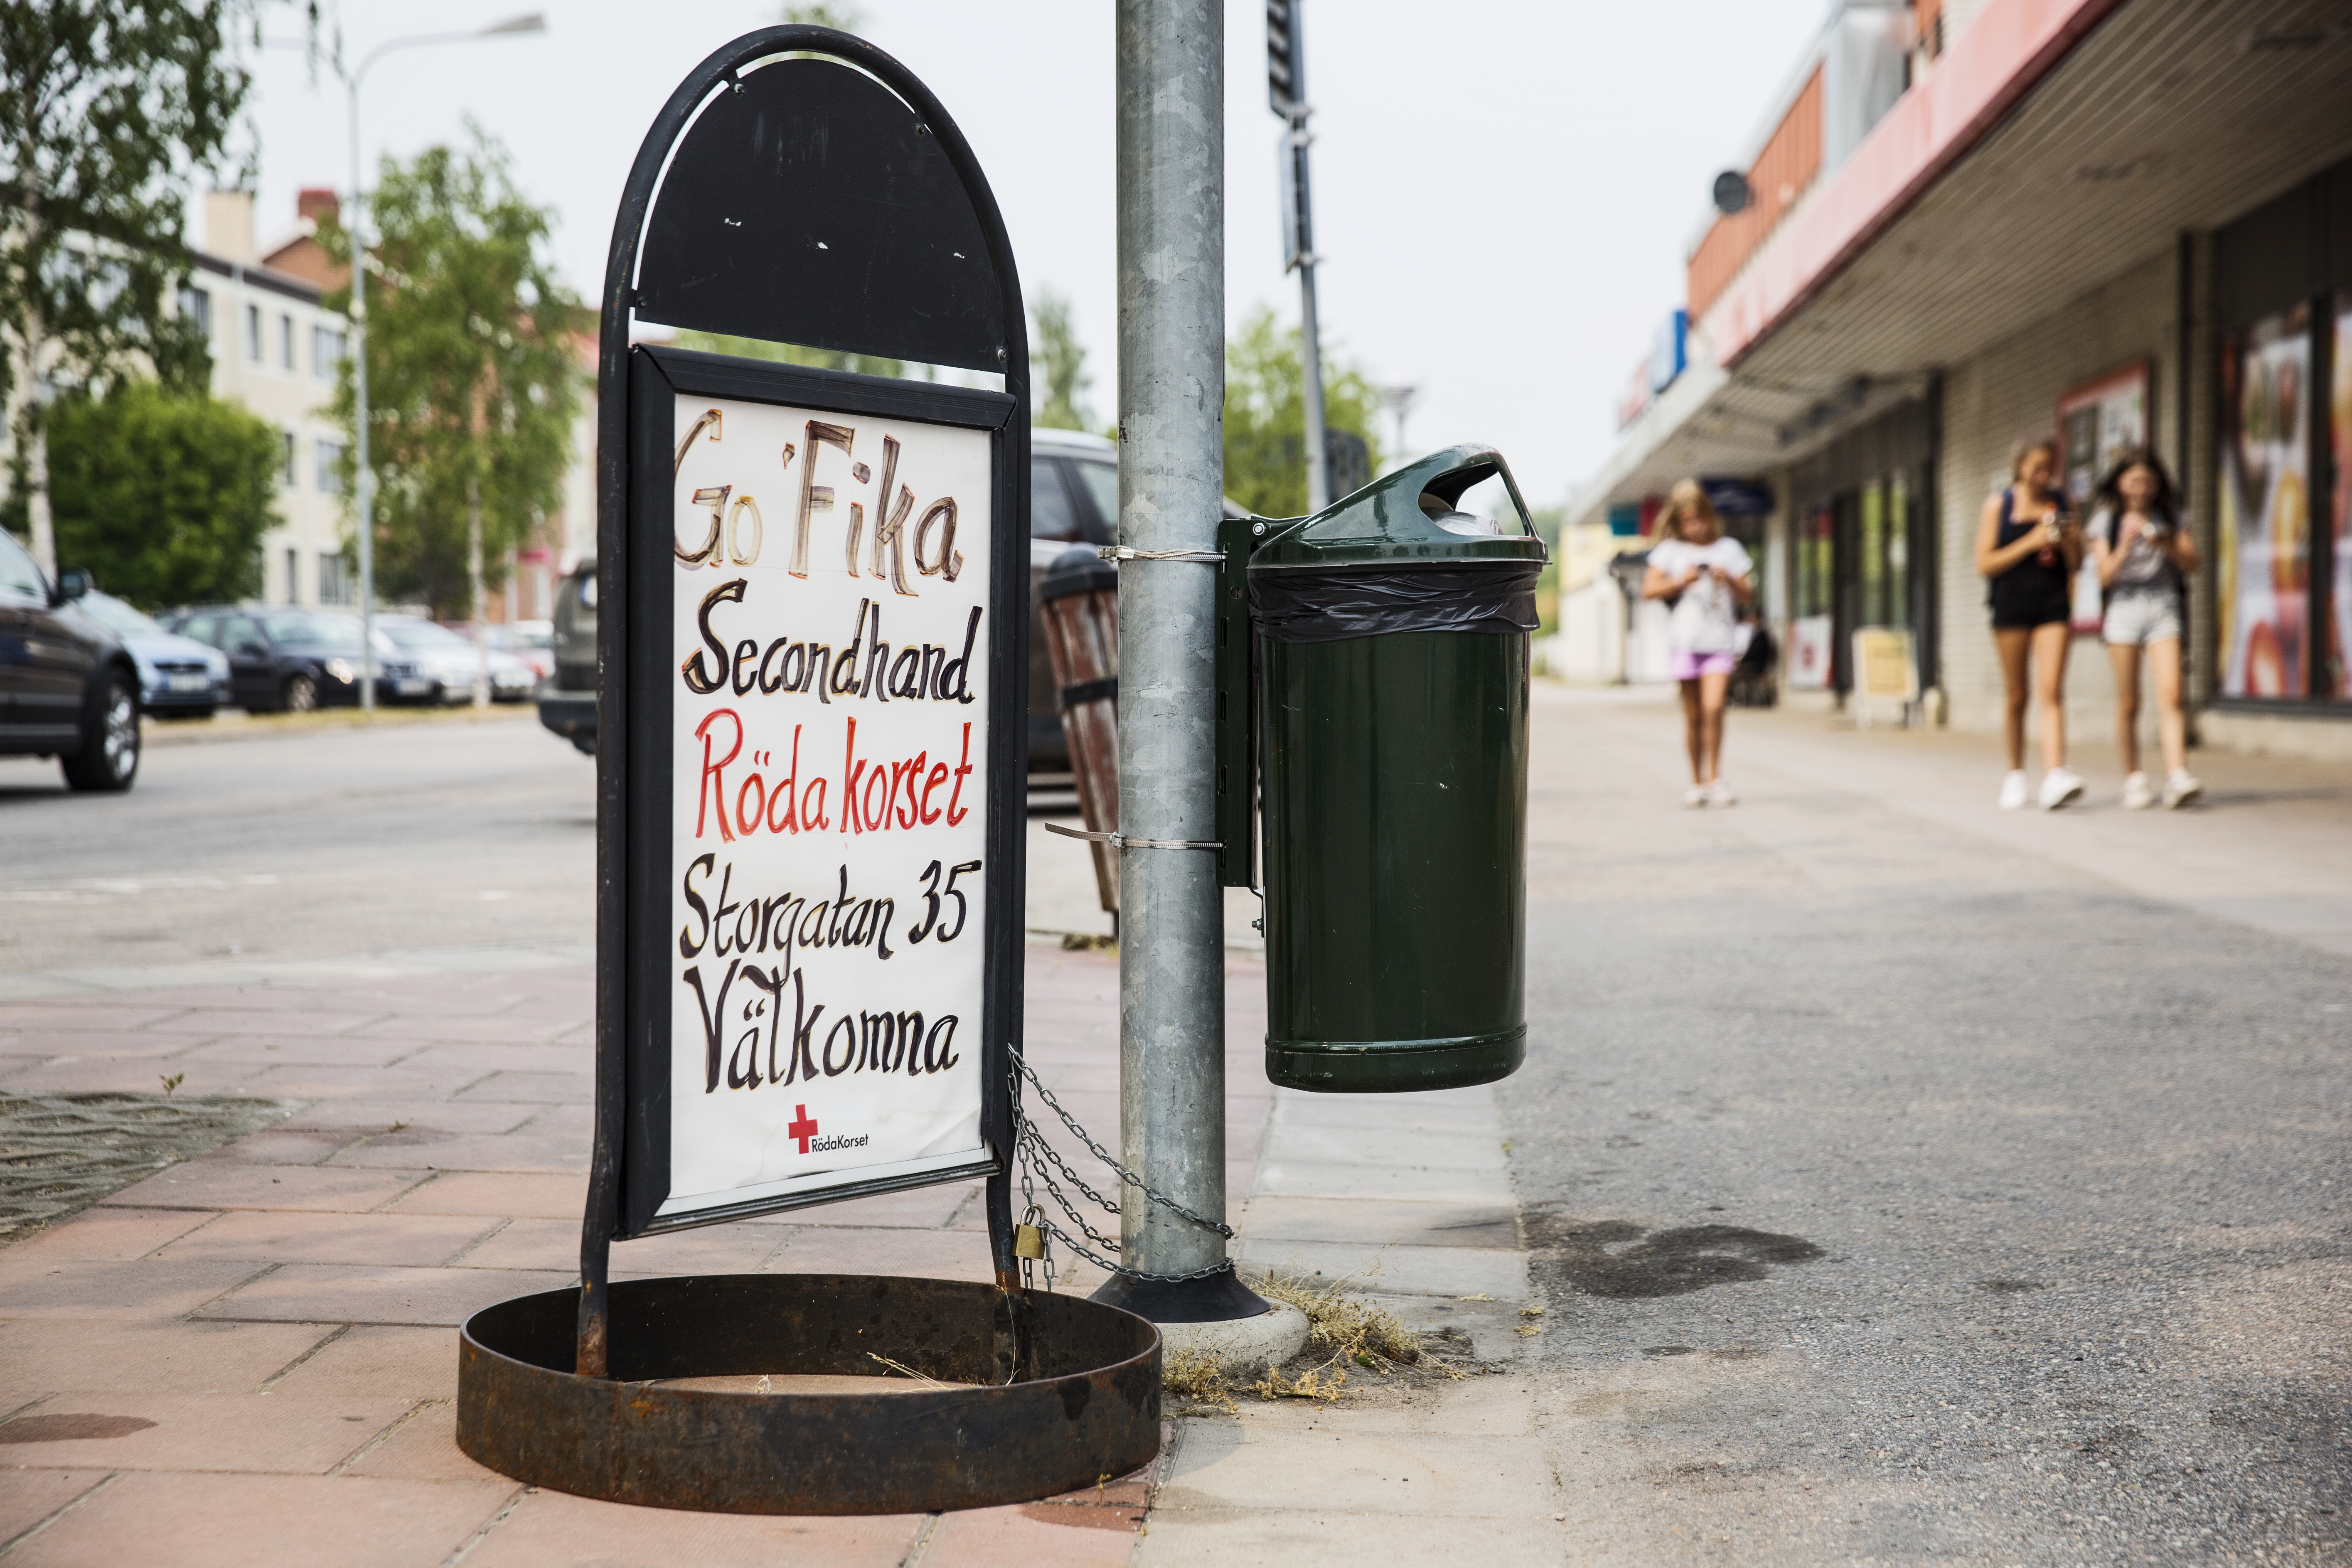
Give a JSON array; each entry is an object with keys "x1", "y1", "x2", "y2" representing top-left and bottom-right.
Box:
[
  {"x1": 1643, "y1": 479, "x2": 1754, "y2": 807},
  {"x1": 2088, "y1": 449, "x2": 2203, "y2": 808},
  {"x1": 1976, "y1": 438, "x2": 2085, "y2": 809}
]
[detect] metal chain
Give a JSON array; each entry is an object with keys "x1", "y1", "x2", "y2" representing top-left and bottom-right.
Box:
[
  {"x1": 1014, "y1": 1053, "x2": 1234, "y2": 1237},
  {"x1": 1008, "y1": 1051, "x2": 1236, "y2": 1287}
]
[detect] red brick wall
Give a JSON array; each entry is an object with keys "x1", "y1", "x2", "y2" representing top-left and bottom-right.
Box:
[{"x1": 1687, "y1": 66, "x2": 1823, "y2": 321}]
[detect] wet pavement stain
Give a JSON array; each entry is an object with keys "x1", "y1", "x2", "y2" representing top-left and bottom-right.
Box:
[
  {"x1": 0, "y1": 1414, "x2": 158, "y2": 1442},
  {"x1": 1523, "y1": 1214, "x2": 1824, "y2": 1298}
]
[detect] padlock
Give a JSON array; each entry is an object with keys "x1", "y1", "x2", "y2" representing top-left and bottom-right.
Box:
[{"x1": 1014, "y1": 1205, "x2": 1047, "y2": 1260}]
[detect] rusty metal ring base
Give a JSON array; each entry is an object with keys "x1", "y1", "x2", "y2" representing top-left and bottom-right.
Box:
[{"x1": 458, "y1": 1273, "x2": 1161, "y2": 1515}]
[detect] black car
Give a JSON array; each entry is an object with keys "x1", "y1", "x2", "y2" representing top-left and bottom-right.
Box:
[
  {"x1": 536, "y1": 562, "x2": 596, "y2": 754},
  {"x1": 0, "y1": 529, "x2": 141, "y2": 791},
  {"x1": 1027, "y1": 430, "x2": 1121, "y2": 770},
  {"x1": 167, "y1": 606, "x2": 429, "y2": 712}
]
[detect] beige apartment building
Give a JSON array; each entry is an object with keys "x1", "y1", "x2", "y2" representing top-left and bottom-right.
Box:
[
  {"x1": 186, "y1": 189, "x2": 354, "y2": 608},
  {"x1": 185, "y1": 188, "x2": 592, "y2": 621}
]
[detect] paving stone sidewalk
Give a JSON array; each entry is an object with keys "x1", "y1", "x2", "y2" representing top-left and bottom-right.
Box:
[{"x1": 0, "y1": 945, "x2": 1290, "y2": 1566}]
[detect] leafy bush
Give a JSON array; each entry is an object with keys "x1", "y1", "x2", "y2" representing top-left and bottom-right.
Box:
[{"x1": 44, "y1": 382, "x2": 277, "y2": 608}]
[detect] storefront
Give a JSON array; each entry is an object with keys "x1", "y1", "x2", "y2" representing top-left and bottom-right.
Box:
[
  {"x1": 2211, "y1": 158, "x2": 2352, "y2": 713},
  {"x1": 1784, "y1": 399, "x2": 1936, "y2": 699},
  {"x1": 1565, "y1": 0, "x2": 2352, "y2": 758}
]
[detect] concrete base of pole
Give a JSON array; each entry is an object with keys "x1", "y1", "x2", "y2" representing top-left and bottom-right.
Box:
[
  {"x1": 1090, "y1": 1263, "x2": 1271, "y2": 1324},
  {"x1": 1158, "y1": 1305, "x2": 1309, "y2": 1377}
]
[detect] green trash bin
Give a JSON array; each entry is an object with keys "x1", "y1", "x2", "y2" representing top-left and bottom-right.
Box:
[{"x1": 1215, "y1": 445, "x2": 1547, "y2": 1093}]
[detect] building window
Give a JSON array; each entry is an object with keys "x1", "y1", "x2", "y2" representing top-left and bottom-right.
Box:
[
  {"x1": 316, "y1": 438, "x2": 345, "y2": 495},
  {"x1": 244, "y1": 303, "x2": 263, "y2": 361},
  {"x1": 2331, "y1": 293, "x2": 2352, "y2": 700},
  {"x1": 280, "y1": 314, "x2": 295, "y2": 369},
  {"x1": 284, "y1": 547, "x2": 302, "y2": 605},
  {"x1": 280, "y1": 432, "x2": 298, "y2": 487},
  {"x1": 318, "y1": 552, "x2": 353, "y2": 605},
  {"x1": 179, "y1": 286, "x2": 212, "y2": 337},
  {"x1": 312, "y1": 325, "x2": 345, "y2": 378},
  {"x1": 1794, "y1": 504, "x2": 1835, "y2": 620},
  {"x1": 2218, "y1": 304, "x2": 2313, "y2": 699}
]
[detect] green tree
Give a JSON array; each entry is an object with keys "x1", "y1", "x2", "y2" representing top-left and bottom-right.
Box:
[
  {"x1": 1032, "y1": 290, "x2": 1092, "y2": 431},
  {"x1": 671, "y1": 328, "x2": 904, "y2": 381},
  {"x1": 42, "y1": 382, "x2": 278, "y2": 608},
  {"x1": 778, "y1": 2, "x2": 866, "y2": 29},
  {"x1": 0, "y1": 1, "x2": 298, "y2": 574},
  {"x1": 320, "y1": 128, "x2": 584, "y2": 619},
  {"x1": 1221, "y1": 304, "x2": 1383, "y2": 518}
]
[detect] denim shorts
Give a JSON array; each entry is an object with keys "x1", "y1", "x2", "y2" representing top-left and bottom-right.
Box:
[{"x1": 2102, "y1": 591, "x2": 2181, "y2": 646}]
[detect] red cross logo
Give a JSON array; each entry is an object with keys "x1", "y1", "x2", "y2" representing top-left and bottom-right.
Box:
[{"x1": 787, "y1": 1105, "x2": 819, "y2": 1154}]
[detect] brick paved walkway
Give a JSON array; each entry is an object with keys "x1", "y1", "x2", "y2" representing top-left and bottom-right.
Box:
[{"x1": 0, "y1": 945, "x2": 1270, "y2": 1566}]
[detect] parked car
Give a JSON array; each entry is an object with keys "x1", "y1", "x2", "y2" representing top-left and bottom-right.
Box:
[
  {"x1": 166, "y1": 605, "x2": 431, "y2": 711},
  {"x1": 1028, "y1": 430, "x2": 1121, "y2": 770},
  {"x1": 375, "y1": 615, "x2": 536, "y2": 704},
  {"x1": 1026, "y1": 430, "x2": 1249, "y2": 770},
  {"x1": 69, "y1": 588, "x2": 230, "y2": 720},
  {"x1": 0, "y1": 531, "x2": 141, "y2": 790},
  {"x1": 474, "y1": 620, "x2": 555, "y2": 682},
  {"x1": 536, "y1": 564, "x2": 595, "y2": 754}
]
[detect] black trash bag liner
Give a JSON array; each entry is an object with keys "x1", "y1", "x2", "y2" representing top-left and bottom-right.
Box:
[{"x1": 1249, "y1": 560, "x2": 1542, "y2": 644}]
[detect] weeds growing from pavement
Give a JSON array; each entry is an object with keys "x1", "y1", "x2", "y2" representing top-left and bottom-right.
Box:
[
  {"x1": 1156, "y1": 1270, "x2": 1488, "y2": 1413},
  {"x1": 1161, "y1": 1345, "x2": 1235, "y2": 1413},
  {"x1": 1251, "y1": 1269, "x2": 1422, "y2": 1371},
  {"x1": 1250, "y1": 1363, "x2": 1346, "y2": 1401}
]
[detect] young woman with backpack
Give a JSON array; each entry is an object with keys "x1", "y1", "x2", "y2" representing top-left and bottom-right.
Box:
[
  {"x1": 1976, "y1": 438, "x2": 2085, "y2": 810},
  {"x1": 2087, "y1": 449, "x2": 2202, "y2": 808}
]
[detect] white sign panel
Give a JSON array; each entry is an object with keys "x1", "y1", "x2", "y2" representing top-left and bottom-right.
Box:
[{"x1": 660, "y1": 393, "x2": 994, "y2": 1220}]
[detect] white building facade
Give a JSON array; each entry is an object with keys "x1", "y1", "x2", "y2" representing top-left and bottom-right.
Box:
[{"x1": 184, "y1": 190, "x2": 353, "y2": 609}]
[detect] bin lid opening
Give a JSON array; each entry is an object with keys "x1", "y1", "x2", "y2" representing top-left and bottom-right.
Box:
[{"x1": 1416, "y1": 461, "x2": 1528, "y2": 537}]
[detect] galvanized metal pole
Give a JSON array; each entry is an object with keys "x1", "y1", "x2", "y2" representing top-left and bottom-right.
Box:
[
  {"x1": 1290, "y1": 116, "x2": 1329, "y2": 514},
  {"x1": 1107, "y1": 0, "x2": 1238, "y2": 1305},
  {"x1": 348, "y1": 74, "x2": 376, "y2": 712}
]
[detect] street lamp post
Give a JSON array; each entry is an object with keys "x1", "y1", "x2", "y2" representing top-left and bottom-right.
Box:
[
  {"x1": 1269, "y1": 1, "x2": 1329, "y2": 513},
  {"x1": 344, "y1": 13, "x2": 545, "y2": 711}
]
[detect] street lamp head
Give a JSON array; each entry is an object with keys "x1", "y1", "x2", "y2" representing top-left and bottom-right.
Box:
[{"x1": 479, "y1": 13, "x2": 547, "y2": 35}]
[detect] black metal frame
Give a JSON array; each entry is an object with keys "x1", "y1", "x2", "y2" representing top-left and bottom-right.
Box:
[{"x1": 579, "y1": 23, "x2": 1032, "y2": 1377}]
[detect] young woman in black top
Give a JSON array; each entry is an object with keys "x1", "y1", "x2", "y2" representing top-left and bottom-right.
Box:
[{"x1": 1975, "y1": 438, "x2": 2085, "y2": 810}]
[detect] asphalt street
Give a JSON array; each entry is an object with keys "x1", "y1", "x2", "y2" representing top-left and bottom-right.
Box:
[
  {"x1": 1509, "y1": 690, "x2": 2349, "y2": 1563},
  {"x1": 0, "y1": 711, "x2": 594, "y2": 975},
  {"x1": 3, "y1": 691, "x2": 2343, "y2": 1561}
]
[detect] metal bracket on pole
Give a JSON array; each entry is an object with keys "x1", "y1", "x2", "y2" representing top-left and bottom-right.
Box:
[
  {"x1": 1043, "y1": 822, "x2": 1222, "y2": 853},
  {"x1": 1097, "y1": 545, "x2": 1224, "y2": 564}
]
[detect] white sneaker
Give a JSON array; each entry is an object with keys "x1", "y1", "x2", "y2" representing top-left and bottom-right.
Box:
[
  {"x1": 2121, "y1": 771, "x2": 2156, "y2": 810},
  {"x1": 1707, "y1": 779, "x2": 1737, "y2": 807},
  {"x1": 2038, "y1": 767, "x2": 2085, "y2": 810},
  {"x1": 2163, "y1": 769, "x2": 2203, "y2": 809},
  {"x1": 1682, "y1": 785, "x2": 1709, "y2": 809},
  {"x1": 1998, "y1": 770, "x2": 2030, "y2": 810}
]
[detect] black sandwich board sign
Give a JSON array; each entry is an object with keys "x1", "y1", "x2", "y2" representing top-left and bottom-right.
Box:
[
  {"x1": 582, "y1": 25, "x2": 1028, "y2": 1342},
  {"x1": 458, "y1": 30, "x2": 1161, "y2": 1516}
]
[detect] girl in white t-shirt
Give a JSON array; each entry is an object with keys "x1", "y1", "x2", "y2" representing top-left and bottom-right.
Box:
[{"x1": 1642, "y1": 479, "x2": 1754, "y2": 807}]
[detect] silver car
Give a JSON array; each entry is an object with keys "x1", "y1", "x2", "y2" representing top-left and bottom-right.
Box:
[
  {"x1": 374, "y1": 615, "x2": 536, "y2": 704},
  {"x1": 69, "y1": 589, "x2": 231, "y2": 720}
]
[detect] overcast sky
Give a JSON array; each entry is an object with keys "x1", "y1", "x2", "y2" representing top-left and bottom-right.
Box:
[{"x1": 217, "y1": 0, "x2": 1824, "y2": 505}]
